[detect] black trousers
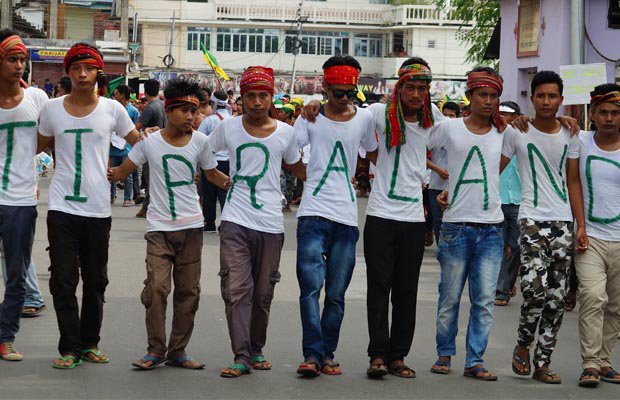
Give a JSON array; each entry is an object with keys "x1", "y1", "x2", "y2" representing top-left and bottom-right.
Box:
[
  {"x1": 364, "y1": 215, "x2": 426, "y2": 362},
  {"x1": 201, "y1": 160, "x2": 229, "y2": 226},
  {"x1": 140, "y1": 162, "x2": 150, "y2": 211},
  {"x1": 47, "y1": 210, "x2": 111, "y2": 356}
]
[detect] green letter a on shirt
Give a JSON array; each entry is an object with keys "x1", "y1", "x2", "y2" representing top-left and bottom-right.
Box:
[
  {"x1": 450, "y1": 145, "x2": 489, "y2": 210},
  {"x1": 228, "y1": 142, "x2": 269, "y2": 209},
  {"x1": 388, "y1": 145, "x2": 419, "y2": 203},
  {"x1": 527, "y1": 143, "x2": 567, "y2": 207},
  {"x1": 0, "y1": 121, "x2": 36, "y2": 191},
  {"x1": 64, "y1": 128, "x2": 92, "y2": 202},
  {"x1": 585, "y1": 155, "x2": 620, "y2": 224},
  {"x1": 313, "y1": 141, "x2": 354, "y2": 202},
  {"x1": 163, "y1": 154, "x2": 195, "y2": 221}
]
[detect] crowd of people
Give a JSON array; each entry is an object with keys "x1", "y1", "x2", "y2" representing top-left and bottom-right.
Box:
[{"x1": 0, "y1": 28, "x2": 619, "y2": 389}]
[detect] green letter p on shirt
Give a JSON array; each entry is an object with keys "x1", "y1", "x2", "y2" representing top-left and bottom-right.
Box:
[{"x1": 163, "y1": 154, "x2": 195, "y2": 221}]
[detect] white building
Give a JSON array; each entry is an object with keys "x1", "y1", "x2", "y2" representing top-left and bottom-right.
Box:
[{"x1": 134, "y1": 0, "x2": 474, "y2": 96}]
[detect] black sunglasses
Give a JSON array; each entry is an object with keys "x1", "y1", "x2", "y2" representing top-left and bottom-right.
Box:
[{"x1": 331, "y1": 88, "x2": 358, "y2": 99}]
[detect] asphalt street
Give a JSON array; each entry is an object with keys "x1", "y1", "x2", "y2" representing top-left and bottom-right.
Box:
[{"x1": 0, "y1": 177, "x2": 618, "y2": 399}]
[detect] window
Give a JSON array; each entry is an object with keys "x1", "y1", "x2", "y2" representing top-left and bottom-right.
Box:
[
  {"x1": 427, "y1": 40, "x2": 436, "y2": 49},
  {"x1": 187, "y1": 27, "x2": 210, "y2": 51},
  {"x1": 285, "y1": 31, "x2": 349, "y2": 56},
  {"x1": 216, "y1": 28, "x2": 279, "y2": 53},
  {"x1": 353, "y1": 33, "x2": 382, "y2": 57}
]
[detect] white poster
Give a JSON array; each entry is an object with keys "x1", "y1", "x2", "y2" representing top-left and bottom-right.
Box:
[{"x1": 559, "y1": 63, "x2": 608, "y2": 105}]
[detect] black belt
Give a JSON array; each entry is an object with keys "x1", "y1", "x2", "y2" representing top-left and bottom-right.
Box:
[{"x1": 452, "y1": 222, "x2": 503, "y2": 229}]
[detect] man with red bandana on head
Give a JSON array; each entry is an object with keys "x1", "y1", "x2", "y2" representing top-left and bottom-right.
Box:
[
  {"x1": 428, "y1": 66, "x2": 506, "y2": 381},
  {"x1": 294, "y1": 55, "x2": 378, "y2": 378},
  {"x1": 37, "y1": 42, "x2": 143, "y2": 370},
  {"x1": 209, "y1": 66, "x2": 305, "y2": 378},
  {"x1": 0, "y1": 30, "x2": 49, "y2": 362}
]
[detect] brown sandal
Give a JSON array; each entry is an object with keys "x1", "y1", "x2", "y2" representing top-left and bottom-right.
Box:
[{"x1": 532, "y1": 366, "x2": 561, "y2": 384}]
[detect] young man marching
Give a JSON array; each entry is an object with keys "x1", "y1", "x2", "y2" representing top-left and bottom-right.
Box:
[
  {"x1": 429, "y1": 67, "x2": 506, "y2": 381},
  {"x1": 210, "y1": 67, "x2": 305, "y2": 378},
  {"x1": 110, "y1": 79, "x2": 229, "y2": 371},
  {"x1": 575, "y1": 84, "x2": 620, "y2": 387},
  {"x1": 0, "y1": 30, "x2": 49, "y2": 361},
  {"x1": 37, "y1": 43, "x2": 142, "y2": 369},
  {"x1": 503, "y1": 71, "x2": 587, "y2": 384},
  {"x1": 294, "y1": 55, "x2": 377, "y2": 377}
]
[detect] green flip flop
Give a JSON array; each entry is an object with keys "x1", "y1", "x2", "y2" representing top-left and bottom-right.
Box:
[
  {"x1": 81, "y1": 348, "x2": 110, "y2": 363},
  {"x1": 52, "y1": 354, "x2": 83, "y2": 370}
]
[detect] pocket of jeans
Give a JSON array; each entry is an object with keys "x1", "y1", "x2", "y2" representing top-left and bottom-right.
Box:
[
  {"x1": 140, "y1": 272, "x2": 152, "y2": 307},
  {"x1": 440, "y1": 223, "x2": 462, "y2": 243},
  {"x1": 218, "y1": 267, "x2": 231, "y2": 302}
]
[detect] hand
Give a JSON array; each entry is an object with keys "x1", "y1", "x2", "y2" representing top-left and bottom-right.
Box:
[
  {"x1": 497, "y1": 115, "x2": 508, "y2": 133},
  {"x1": 510, "y1": 115, "x2": 532, "y2": 133},
  {"x1": 557, "y1": 116, "x2": 580, "y2": 136},
  {"x1": 575, "y1": 227, "x2": 589, "y2": 253},
  {"x1": 301, "y1": 100, "x2": 321, "y2": 123},
  {"x1": 437, "y1": 190, "x2": 449, "y2": 211},
  {"x1": 224, "y1": 178, "x2": 232, "y2": 190},
  {"x1": 144, "y1": 126, "x2": 159, "y2": 135},
  {"x1": 107, "y1": 167, "x2": 115, "y2": 183},
  {"x1": 438, "y1": 168, "x2": 449, "y2": 180}
]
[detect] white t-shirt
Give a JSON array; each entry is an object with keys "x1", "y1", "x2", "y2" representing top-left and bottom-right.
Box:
[
  {"x1": 365, "y1": 102, "x2": 444, "y2": 222},
  {"x1": 209, "y1": 116, "x2": 300, "y2": 234},
  {"x1": 129, "y1": 130, "x2": 217, "y2": 232},
  {"x1": 502, "y1": 123, "x2": 579, "y2": 222},
  {"x1": 39, "y1": 96, "x2": 135, "y2": 218},
  {"x1": 0, "y1": 87, "x2": 48, "y2": 206},
  {"x1": 295, "y1": 107, "x2": 378, "y2": 226},
  {"x1": 579, "y1": 131, "x2": 620, "y2": 241},
  {"x1": 428, "y1": 118, "x2": 504, "y2": 224}
]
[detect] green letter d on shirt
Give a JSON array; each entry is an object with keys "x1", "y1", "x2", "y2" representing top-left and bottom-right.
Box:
[
  {"x1": 0, "y1": 121, "x2": 37, "y2": 192},
  {"x1": 228, "y1": 142, "x2": 269, "y2": 209},
  {"x1": 451, "y1": 146, "x2": 489, "y2": 210},
  {"x1": 163, "y1": 154, "x2": 195, "y2": 221},
  {"x1": 64, "y1": 128, "x2": 92, "y2": 202},
  {"x1": 586, "y1": 155, "x2": 620, "y2": 224},
  {"x1": 527, "y1": 143, "x2": 568, "y2": 207},
  {"x1": 313, "y1": 141, "x2": 354, "y2": 202}
]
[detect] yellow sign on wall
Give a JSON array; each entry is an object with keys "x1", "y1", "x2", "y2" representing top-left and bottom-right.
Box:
[{"x1": 517, "y1": 0, "x2": 541, "y2": 58}]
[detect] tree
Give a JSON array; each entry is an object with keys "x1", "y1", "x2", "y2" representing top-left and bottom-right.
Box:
[{"x1": 432, "y1": 0, "x2": 500, "y2": 65}]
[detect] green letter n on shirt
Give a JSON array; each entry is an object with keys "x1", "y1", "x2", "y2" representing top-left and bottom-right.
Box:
[
  {"x1": 313, "y1": 141, "x2": 355, "y2": 202},
  {"x1": 64, "y1": 128, "x2": 92, "y2": 202},
  {"x1": 527, "y1": 143, "x2": 568, "y2": 207},
  {"x1": 162, "y1": 154, "x2": 195, "y2": 221},
  {"x1": 0, "y1": 121, "x2": 37, "y2": 192},
  {"x1": 227, "y1": 142, "x2": 269, "y2": 209},
  {"x1": 450, "y1": 146, "x2": 489, "y2": 210}
]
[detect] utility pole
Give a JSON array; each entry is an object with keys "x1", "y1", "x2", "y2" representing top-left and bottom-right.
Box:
[
  {"x1": 1, "y1": 0, "x2": 12, "y2": 29},
  {"x1": 289, "y1": 1, "x2": 306, "y2": 96},
  {"x1": 163, "y1": 10, "x2": 175, "y2": 70},
  {"x1": 49, "y1": 0, "x2": 58, "y2": 39},
  {"x1": 120, "y1": 0, "x2": 129, "y2": 42}
]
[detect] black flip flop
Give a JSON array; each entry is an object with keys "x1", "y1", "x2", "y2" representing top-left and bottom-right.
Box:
[
  {"x1": 388, "y1": 364, "x2": 416, "y2": 378},
  {"x1": 430, "y1": 358, "x2": 451, "y2": 374},
  {"x1": 601, "y1": 368, "x2": 620, "y2": 384}
]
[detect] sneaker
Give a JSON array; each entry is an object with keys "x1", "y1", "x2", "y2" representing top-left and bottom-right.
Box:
[
  {"x1": 123, "y1": 200, "x2": 132, "y2": 207},
  {"x1": 0, "y1": 341, "x2": 24, "y2": 361},
  {"x1": 203, "y1": 224, "x2": 217, "y2": 233},
  {"x1": 136, "y1": 209, "x2": 147, "y2": 218}
]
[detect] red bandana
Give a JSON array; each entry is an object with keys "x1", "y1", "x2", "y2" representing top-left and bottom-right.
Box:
[
  {"x1": 0, "y1": 35, "x2": 28, "y2": 88},
  {"x1": 323, "y1": 65, "x2": 360, "y2": 86},
  {"x1": 63, "y1": 44, "x2": 104, "y2": 74},
  {"x1": 240, "y1": 66, "x2": 275, "y2": 95},
  {"x1": 164, "y1": 95, "x2": 200, "y2": 111},
  {"x1": 590, "y1": 91, "x2": 620, "y2": 108},
  {"x1": 466, "y1": 71, "x2": 504, "y2": 129}
]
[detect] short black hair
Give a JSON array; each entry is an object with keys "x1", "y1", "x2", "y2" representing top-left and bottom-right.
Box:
[
  {"x1": 322, "y1": 55, "x2": 362, "y2": 72},
  {"x1": 201, "y1": 87, "x2": 212, "y2": 98},
  {"x1": 531, "y1": 70, "x2": 563, "y2": 95},
  {"x1": 0, "y1": 29, "x2": 19, "y2": 43},
  {"x1": 400, "y1": 56, "x2": 429, "y2": 69},
  {"x1": 115, "y1": 84, "x2": 131, "y2": 100},
  {"x1": 59, "y1": 77, "x2": 72, "y2": 93},
  {"x1": 144, "y1": 79, "x2": 160, "y2": 97},
  {"x1": 590, "y1": 83, "x2": 620, "y2": 97},
  {"x1": 163, "y1": 79, "x2": 202, "y2": 107},
  {"x1": 226, "y1": 89, "x2": 234, "y2": 96},
  {"x1": 213, "y1": 90, "x2": 227, "y2": 102},
  {"x1": 442, "y1": 101, "x2": 460, "y2": 116},
  {"x1": 500, "y1": 101, "x2": 521, "y2": 115}
]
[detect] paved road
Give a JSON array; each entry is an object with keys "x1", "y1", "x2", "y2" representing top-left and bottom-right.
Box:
[{"x1": 0, "y1": 178, "x2": 618, "y2": 399}]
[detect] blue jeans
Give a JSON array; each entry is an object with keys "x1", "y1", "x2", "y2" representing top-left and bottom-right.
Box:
[
  {"x1": 428, "y1": 189, "x2": 444, "y2": 242},
  {"x1": 110, "y1": 155, "x2": 132, "y2": 201},
  {"x1": 496, "y1": 204, "x2": 521, "y2": 301},
  {"x1": 2, "y1": 256, "x2": 45, "y2": 309},
  {"x1": 296, "y1": 216, "x2": 359, "y2": 363},
  {"x1": 0, "y1": 205, "x2": 37, "y2": 342},
  {"x1": 435, "y1": 222, "x2": 503, "y2": 368}
]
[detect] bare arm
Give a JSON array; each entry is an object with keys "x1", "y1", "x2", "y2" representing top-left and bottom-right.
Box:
[
  {"x1": 499, "y1": 155, "x2": 511, "y2": 174},
  {"x1": 366, "y1": 149, "x2": 378, "y2": 166},
  {"x1": 287, "y1": 160, "x2": 307, "y2": 182},
  {"x1": 124, "y1": 129, "x2": 143, "y2": 146},
  {"x1": 109, "y1": 158, "x2": 138, "y2": 182},
  {"x1": 203, "y1": 167, "x2": 231, "y2": 190},
  {"x1": 427, "y1": 159, "x2": 449, "y2": 180},
  {"x1": 37, "y1": 134, "x2": 53, "y2": 154},
  {"x1": 566, "y1": 158, "x2": 588, "y2": 252}
]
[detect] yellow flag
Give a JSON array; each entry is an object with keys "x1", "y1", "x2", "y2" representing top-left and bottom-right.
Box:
[{"x1": 201, "y1": 44, "x2": 229, "y2": 81}]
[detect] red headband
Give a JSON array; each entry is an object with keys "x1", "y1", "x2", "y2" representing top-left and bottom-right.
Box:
[
  {"x1": 323, "y1": 65, "x2": 360, "y2": 86},
  {"x1": 590, "y1": 91, "x2": 620, "y2": 108},
  {"x1": 64, "y1": 44, "x2": 104, "y2": 74},
  {"x1": 164, "y1": 95, "x2": 200, "y2": 111},
  {"x1": 0, "y1": 35, "x2": 27, "y2": 60},
  {"x1": 466, "y1": 71, "x2": 504, "y2": 129},
  {"x1": 240, "y1": 66, "x2": 275, "y2": 95}
]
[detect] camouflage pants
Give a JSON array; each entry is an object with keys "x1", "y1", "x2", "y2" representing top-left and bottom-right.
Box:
[{"x1": 517, "y1": 218, "x2": 573, "y2": 368}]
